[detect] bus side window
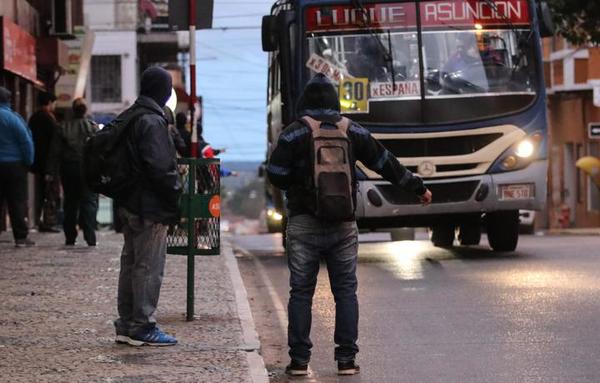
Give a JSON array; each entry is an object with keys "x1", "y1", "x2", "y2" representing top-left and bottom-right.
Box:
[{"x1": 269, "y1": 54, "x2": 281, "y2": 101}]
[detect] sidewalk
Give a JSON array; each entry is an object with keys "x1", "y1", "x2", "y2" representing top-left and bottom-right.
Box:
[
  {"x1": 544, "y1": 227, "x2": 600, "y2": 236},
  {"x1": 0, "y1": 230, "x2": 267, "y2": 383}
]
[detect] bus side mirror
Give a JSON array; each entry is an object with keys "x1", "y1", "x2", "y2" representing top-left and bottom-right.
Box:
[
  {"x1": 537, "y1": 1, "x2": 554, "y2": 38},
  {"x1": 262, "y1": 15, "x2": 279, "y2": 52}
]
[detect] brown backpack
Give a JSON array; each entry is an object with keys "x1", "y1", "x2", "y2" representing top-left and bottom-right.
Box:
[{"x1": 301, "y1": 116, "x2": 355, "y2": 221}]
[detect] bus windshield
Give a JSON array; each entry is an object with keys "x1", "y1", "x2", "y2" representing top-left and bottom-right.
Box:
[{"x1": 304, "y1": 0, "x2": 539, "y2": 124}]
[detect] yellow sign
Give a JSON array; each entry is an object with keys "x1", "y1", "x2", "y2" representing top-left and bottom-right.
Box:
[
  {"x1": 339, "y1": 78, "x2": 369, "y2": 114},
  {"x1": 576, "y1": 156, "x2": 600, "y2": 188}
]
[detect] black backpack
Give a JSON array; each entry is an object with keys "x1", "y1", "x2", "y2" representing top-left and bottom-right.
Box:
[
  {"x1": 83, "y1": 106, "x2": 150, "y2": 199},
  {"x1": 301, "y1": 116, "x2": 355, "y2": 221}
]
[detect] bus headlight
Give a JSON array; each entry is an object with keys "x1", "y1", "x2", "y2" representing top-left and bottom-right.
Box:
[
  {"x1": 267, "y1": 209, "x2": 283, "y2": 221},
  {"x1": 515, "y1": 139, "x2": 535, "y2": 158},
  {"x1": 490, "y1": 132, "x2": 544, "y2": 173}
]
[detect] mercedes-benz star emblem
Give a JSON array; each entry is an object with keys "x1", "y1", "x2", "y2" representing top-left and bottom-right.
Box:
[{"x1": 418, "y1": 161, "x2": 435, "y2": 177}]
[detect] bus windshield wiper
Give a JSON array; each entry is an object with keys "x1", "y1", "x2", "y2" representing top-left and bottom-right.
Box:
[
  {"x1": 480, "y1": 0, "x2": 532, "y2": 71},
  {"x1": 351, "y1": 0, "x2": 396, "y2": 88}
]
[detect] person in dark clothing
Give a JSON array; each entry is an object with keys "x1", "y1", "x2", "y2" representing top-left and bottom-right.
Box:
[
  {"x1": 175, "y1": 112, "x2": 191, "y2": 157},
  {"x1": 0, "y1": 87, "x2": 35, "y2": 247},
  {"x1": 29, "y1": 92, "x2": 61, "y2": 232},
  {"x1": 113, "y1": 66, "x2": 181, "y2": 347},
  {"x1": 267, "y1": 74, "x2": 432, "y2": 376},
  {"x1": 47, "y1": 98, "x2": 99, "y2": 246}
]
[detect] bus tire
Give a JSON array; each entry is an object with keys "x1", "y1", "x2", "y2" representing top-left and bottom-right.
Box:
[
  {"x1": 431, "y1": 225, "x2": 455, "y2": 247},
  {"x1": 390, "y1": 228, "x2": 415, "y2": 241},
  {"x1": 458, "y1": 223, "x2": 481, "y2": 246},
  {"x1": 486, "y1": 210, "x2": 519, "y2": 252}
]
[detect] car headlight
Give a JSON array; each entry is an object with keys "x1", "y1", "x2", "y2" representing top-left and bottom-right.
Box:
[{"x1": 267, "y1": 209, "x2": 283, "y2": 221}]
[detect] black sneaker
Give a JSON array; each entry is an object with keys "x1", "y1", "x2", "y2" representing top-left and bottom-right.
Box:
[
  {"x1": 15, "y1": 238, "x2": 35, "y2": 248},
  {"x1": 338, "y1": 360, "x2": 360, "y2": 375},
  {"x1": 285, "y1": 360, "x2": 309, "y2": 376}
]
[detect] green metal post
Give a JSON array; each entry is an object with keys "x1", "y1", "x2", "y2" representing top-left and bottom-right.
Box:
[{"x1": 186, "y1": 160, "x2": 196, "y2": 321}]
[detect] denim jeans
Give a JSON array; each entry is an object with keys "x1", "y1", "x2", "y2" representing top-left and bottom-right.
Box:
[
  {"x1": 286, "y1": 214, "x2": 359, "y2": 364},
  {"x1": 116, "y1": 208, "x2": 168, "y2": 335}
]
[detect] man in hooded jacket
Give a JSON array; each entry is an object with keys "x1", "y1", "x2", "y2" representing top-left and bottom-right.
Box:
[
  {"x1": 113, "y1": 66, "x2": 181, "y2": 346},
  {"x1": 267, "y1": 74, "x2": 432, "y2": 376}
]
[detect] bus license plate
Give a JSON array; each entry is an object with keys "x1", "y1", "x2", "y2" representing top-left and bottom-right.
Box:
[{"x1": 499, "y1": 184, "x2": 533, "y2": 200}]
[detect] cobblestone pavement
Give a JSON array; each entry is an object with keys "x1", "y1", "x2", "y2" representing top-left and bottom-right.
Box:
[{"x1": 0, "y1": 230, "x2": 255, "y2": 383}]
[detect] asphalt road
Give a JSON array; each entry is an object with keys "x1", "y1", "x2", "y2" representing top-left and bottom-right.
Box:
[{"x1": 233, "y1": 231, "x2": 600, "y2": 383}]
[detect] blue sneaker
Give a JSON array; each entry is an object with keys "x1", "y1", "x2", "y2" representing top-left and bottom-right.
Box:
[{"x1": 127, "y1": 327, "x2": 177, "y2": 347}]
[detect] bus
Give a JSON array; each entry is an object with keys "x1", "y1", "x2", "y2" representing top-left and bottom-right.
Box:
[{"x1": 261, "y1": 0, "x2": 553, "y2": 251}]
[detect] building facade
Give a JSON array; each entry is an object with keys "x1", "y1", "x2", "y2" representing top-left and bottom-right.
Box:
[
  {"x1": 543, "y1": 37, "x2": 600, "y2": 228},
  {"x1": 1, "y1": 0, "x2": 80, "y2": 228}
]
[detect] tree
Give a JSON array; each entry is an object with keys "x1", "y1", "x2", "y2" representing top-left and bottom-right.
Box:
[{"x1": 548, "y1": 0, "x2": 600, "y2": 45}]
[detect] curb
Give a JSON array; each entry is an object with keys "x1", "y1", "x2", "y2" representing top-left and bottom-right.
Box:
[
  {"x1": 222, "y1": 238, "x2": 269, "y2": 383},
  {"x1": 544, "y1": 229, "x2": 600, "y2": 236}
]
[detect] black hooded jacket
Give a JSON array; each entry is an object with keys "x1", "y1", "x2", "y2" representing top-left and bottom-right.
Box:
[
  {"x1": 119, "y1": 68, "x2": 181, "y2": 224},
  {"x1": 267, "y1": 74, "x2": 425, "y2": 219}
]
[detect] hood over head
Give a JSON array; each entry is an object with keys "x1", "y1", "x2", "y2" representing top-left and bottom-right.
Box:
[
  {"x1": 296, "y1": 73, "x2": 340, "y2": 115},
  {"x1": 0, "y1": 87, "x2": 11, "y2": 104},
  {"x1": 140, "y1": 66, "x2": 173, "y2": 107}
]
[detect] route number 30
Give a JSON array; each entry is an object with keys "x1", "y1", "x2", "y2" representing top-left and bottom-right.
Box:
[{"x1": 339, "y1": 78, "x2": 369, "y2": 114}]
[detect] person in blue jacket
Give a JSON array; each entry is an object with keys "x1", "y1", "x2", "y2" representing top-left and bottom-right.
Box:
[{"x1": 0, "y1": 87, "x2": 35, "y2": 247}]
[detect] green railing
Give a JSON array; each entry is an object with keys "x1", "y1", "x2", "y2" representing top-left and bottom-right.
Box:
[{"x1": 167, "y1": 158, "x2": 220, "y2": 321}]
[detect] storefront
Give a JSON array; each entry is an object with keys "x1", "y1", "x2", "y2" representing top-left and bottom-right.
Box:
[{"x1": 544, "y1": 39, "x2": 600, "y2": 229}]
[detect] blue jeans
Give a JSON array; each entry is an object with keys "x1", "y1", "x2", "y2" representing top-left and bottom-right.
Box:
[{"x1": 286, "y1": 214, "x2": 359, "y2": 364}]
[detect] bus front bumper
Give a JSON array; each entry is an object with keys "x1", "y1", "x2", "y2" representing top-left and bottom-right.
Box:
[{"x1": 356, "y1": 160, "x2": 547, "y2": 227}]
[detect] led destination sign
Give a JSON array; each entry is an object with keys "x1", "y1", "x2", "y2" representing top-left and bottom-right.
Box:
[{"x1": 305, "y1": 0, "x2": 529, "y2": 32}]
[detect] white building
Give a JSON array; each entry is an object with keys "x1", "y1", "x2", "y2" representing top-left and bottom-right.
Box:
[{"x1": 84, "y1": 0, "x2": 138, "y2": 115}]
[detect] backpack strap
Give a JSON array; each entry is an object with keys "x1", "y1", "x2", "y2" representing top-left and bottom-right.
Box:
[{"x1": 301, "y1": 116, "x2": 350, "y2": 138}]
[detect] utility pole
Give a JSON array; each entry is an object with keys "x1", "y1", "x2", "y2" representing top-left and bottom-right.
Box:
[{"x1": 189, "y1": 0, "x2": 198, "y2": 158}]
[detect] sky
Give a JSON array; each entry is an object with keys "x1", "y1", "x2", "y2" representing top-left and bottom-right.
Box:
[{"x1": 195, "y1": 0, "x2": 274, "y2": 162}]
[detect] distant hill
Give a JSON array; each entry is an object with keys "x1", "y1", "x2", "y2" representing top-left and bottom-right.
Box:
[
  {"x1": 222, "y1": 161, "x2": 262, "y2": 173},
  {"x1": 221, "y1": 161, "x2": 263, "y2": 191}
]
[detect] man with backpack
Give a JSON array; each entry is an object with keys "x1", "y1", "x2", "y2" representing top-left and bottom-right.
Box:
[
  {"x1": 90, "y1": 66, "x2": 181, "y2": 346},
  {"x1": 47, "y1": 98, "x2": 98, "y2": 246},
  {"x1": 267, "y1": 74, "x2": 432, "y2": 376}
]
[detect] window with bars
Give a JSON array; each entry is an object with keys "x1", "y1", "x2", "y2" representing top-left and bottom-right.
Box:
[{"x1": 91, "y1": 55, "x2": 122, "y2": 103}]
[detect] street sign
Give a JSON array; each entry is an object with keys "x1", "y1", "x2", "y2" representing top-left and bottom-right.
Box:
[
  {"x1": 168, "y1": 0, "x2": 214, "y2": 30},
  {"x1": 589, "y1": 123, "x2": 600, "y2": 139}
]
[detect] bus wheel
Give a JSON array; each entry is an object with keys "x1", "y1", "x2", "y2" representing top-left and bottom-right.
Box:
[
  {"x1": 431, "y1": 225, "x2": 455, "y2": 247},
  {"x1": 486, "y1": 210, "x2": 519, "y2": 252},
  {"x1": 458, "y1": 222, "x2": 481, "y2": 246},
  {"x1": 390, "y1": 228, "x2": 415, "y2": 241}
]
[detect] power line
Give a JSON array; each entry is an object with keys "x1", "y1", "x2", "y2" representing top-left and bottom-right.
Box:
[
  {"x1": 209, "y1": 25, "x2": 261, "y2": 30},
  {"x1": 214, "y1": 13, "x2": 266, "y2": 19}
]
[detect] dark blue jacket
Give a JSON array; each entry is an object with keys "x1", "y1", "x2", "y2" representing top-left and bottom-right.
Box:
[{"x1": 0, "y1": 103, "x2": 34, "y2": 165}]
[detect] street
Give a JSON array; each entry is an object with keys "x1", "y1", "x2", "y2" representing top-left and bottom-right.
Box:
[{"x1": 233, "y1": 232, "x2": 600, "y2": 382}]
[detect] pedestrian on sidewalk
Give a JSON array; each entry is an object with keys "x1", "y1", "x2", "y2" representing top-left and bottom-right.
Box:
[
  {"x1": 267, "y1": 74, "x2": 432, "y2": 376},
  {"x1": 113, "y1": 66, "x2": 181, "y2": 347},
  {"x1": 47, "y1": 98, "x2": 99, "y2": 246},
  {"x1": 29, "y1": 92, "x2": 61, "y2": 232},
  {"x1": 0, "y1": 86, "x2": 35, "y2": 247}
]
